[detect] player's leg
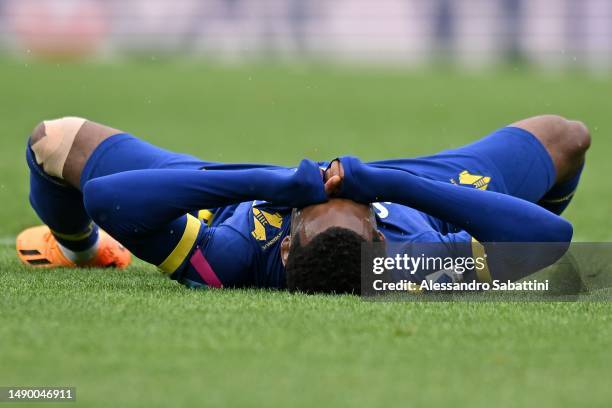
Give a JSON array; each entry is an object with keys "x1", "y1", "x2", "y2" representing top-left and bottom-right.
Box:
[
  {"x1": 366, "y1": 114, "x2": 589, "y2": 223},
  {"x1": 417, "y1": 114, "x2": 589, "y2": 211},
  {"x1": 19, "y1": 117, "x2": 208, "y2": 270},
  {"x1": 30, "y1": 118, "x2": 121, "y2": 189},
  {"x1": 19, "y1": 118, "x2": 129, "y2": 267},
  {"x1": 511, "y1": 115, "x2": 590, "y2": 214}
]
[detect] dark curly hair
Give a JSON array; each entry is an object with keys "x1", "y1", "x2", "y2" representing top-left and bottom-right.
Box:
[{"x1": 285, "y1": 227, "x2": 382, "y2": 294}]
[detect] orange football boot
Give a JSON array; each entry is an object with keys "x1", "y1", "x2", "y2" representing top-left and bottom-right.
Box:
[{"x1": 16, "y1": 225, "x2": 131, "y2": 269}]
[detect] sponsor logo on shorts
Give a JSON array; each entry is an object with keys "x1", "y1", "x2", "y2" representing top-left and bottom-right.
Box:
[{"x1": 450, "y1": 170, "x2": 491, "y2": 190}]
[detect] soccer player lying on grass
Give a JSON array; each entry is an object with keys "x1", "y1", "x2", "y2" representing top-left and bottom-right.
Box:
[{"x1": 17, "y1": 115, "x2": 589, "y2": 293}]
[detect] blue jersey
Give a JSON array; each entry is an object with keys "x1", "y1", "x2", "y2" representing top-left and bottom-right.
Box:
[
  {"x1": 195, "y1": 198, "x2": 474, "y2": 288},
  {"x1": 81, "y1": 127, "x2": 557, "y2": 289}
]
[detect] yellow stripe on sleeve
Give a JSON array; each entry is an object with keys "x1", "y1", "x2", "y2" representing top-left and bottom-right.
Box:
[
  {"x1": 471, "y1": 237, "x2": 492, "y2": 283},
  {"x1": 158, "y1": 214, "x2": 202, "y2": 275},
  {"x1": 197, "y1": 209, "x2": 214, "y2": 225}
]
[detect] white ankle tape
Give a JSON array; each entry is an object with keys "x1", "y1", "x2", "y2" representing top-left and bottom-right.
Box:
[{"x1": 31, "y1": 117, "x2": 86, "y2": 179}]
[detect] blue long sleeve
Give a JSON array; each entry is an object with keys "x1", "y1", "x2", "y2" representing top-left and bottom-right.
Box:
[
  {"x1": 83, "y1": 159, "x2": 326, "y2": 235},
  {"x1": 338, "y1": 156, "x2": 573, "y2": 243}
]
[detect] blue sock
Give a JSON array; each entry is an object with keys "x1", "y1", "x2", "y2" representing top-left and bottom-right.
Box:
[
  {"x1": 26, "y1": 142, "x2": 99, "y2": 252},
  {"x1": 538, "y1": 164, "x2": 584, "y2": 215}
]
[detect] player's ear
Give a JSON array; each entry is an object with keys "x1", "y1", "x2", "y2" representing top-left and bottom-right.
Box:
[
  {"x1": 280, "y1": 235, "x2": 292, "y2": 266},
  {"x1": 376, "y1": 229, "x2": 385, "y2": 242}
]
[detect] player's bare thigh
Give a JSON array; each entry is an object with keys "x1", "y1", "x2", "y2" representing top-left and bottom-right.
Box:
[
  {"x1": 30, "y1": 119, "x2": 121, "y2": 189},
  {"x1": 511, "y1": 115, "x2": 591, "y2": 183}
]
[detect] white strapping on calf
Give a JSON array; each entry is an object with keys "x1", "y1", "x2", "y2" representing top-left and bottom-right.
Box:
[{"x1": 31, "y1": 117, "x2": 86, "y2": 179}]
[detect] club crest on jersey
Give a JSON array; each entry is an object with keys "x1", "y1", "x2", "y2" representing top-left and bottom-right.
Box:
[
  {"x1": 251, "y1": 208, "x2": 284, "y2": 244},
  {"x1": 451, "y1": 170, "x2": 491, "y2": 190}
]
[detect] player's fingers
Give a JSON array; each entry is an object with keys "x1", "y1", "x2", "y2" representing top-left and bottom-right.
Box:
[
  {"x1": 323, "y1": 165, "x2": 334, "y2": 182},
  {"x1": 325, "y1": 160, "x2": 340, "y2": 182},
  {"x1": 331, "y1": 160, "x2": 344, "y2": 179},
  {"x1": 324, "y1": 175, "x2": 342, "y2": 196},
  {"x1": 324, "y1": 177, "x2": 338, "y2": 196},
  {"x1": 323, "y1": 166, "x2": 328, "y2": 181},
  {"x1": 336, "y1": 160, "x2": 344, "y2": 178}
]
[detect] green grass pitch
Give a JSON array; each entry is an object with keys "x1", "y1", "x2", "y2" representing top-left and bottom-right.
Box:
[{"x1": 0, "y1": 59, "x2": 611, "y2": 407}]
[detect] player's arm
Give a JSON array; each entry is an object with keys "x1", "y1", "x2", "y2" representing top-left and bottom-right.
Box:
[
  {"x1": 332, "y1": 156, "x2": 573, "y2": 281},
  {"x1": 82, "y1": 160, "x2": 327, "y2": 237},
  {"x1": 335, "y1": 156, "x2": 572, "y2": 243}
]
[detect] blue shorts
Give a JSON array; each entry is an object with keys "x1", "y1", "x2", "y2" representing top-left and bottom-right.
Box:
[{"x1": 368, "y1": 126, "x2": 556, "y2": 203}]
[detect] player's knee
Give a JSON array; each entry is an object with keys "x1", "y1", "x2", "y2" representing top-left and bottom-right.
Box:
[
  {"x1": 30, "y1": 121, "x2": 47, "y2": 146},
  {"x1": 28, "y1": 117, "x2": 87, "y2": 179},
  {"x1": 531, "y1": 114, "x2": 590, "y2": 160},
  {"x1": 550, "y1": 117, "x2": 591, "y2": 170},
  {"x1": 565, "y1": 119, "x2": 591, "y2": 157}
]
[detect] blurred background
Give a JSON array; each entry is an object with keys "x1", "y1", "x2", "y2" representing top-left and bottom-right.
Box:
[
  {"x1": 1, "y1": 0, "x2": 612, "y2": 69},
  {"x1": 0, "y1": 0, "x2": 610, "y2": 241}
]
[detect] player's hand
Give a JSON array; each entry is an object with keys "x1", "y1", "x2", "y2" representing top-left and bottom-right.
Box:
[
  {"x1": 333, "y1": 156, "x2": 379, "y2": 203},
  {"x1": 324, "y1": 159, "x2": 344, "y2": 197},
  {"x1": 283, "y1": 159, "x2": 328, "y2": 207}
]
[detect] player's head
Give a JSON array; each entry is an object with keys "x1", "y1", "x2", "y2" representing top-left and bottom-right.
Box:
[{"x1": 281, "y1": 198, "x2": 385, "y2": 294}]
